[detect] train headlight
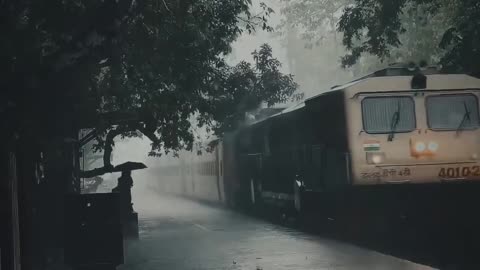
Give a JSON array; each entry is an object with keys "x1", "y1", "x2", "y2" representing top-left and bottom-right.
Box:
[
  {"x1": 415, "y1": 142, "x2": 426, "y2": 152},
  {"x1": 427, "y1": 141, "x2": 439, "y2": 152},
  {"x1": 372, "y1": 155, "x2": 383, "y2": 164},
  {"x1": 367, "y1": 152, "x2": 385, "y2": 165}
]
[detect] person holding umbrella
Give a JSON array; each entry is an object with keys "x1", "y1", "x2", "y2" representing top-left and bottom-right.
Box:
[
  {"x1": 112, "y1": 170, "x2": 134, "y2": 215},
  {"x1": 111, "y1": 161, "x2": 147, "y2": 238}
]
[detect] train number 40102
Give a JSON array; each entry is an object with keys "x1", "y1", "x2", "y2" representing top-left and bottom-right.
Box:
[{"x1": 438, "y1": 166, "x2": 480, "y2": 178}]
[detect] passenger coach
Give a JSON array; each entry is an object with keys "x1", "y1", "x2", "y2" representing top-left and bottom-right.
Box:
[{"x1": 153, "y1": 65, "x2": 480, "y2": 217}]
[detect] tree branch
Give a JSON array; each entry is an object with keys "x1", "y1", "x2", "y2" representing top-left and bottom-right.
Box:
[
  {"x1": 103, "y1": 127, "x2": 126, "y2": 168},
  {"x1": 161, "y1": 0, "x2": 172, "y2": 13},
  {"x1": 138, "y1": 125, "x2": 161, "y2": 146},
  {"x1": 80, "y1": 166, "x2": 114, "y2": 178},
  {"x1": 80, "y1": 126, "x2": 131, "y2": 178},
  {"x1": 80, "y1": 123, "x2": 161, "y2": 178}
]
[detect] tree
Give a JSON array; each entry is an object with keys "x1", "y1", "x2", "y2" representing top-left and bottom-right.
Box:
[
  {"x1": 278, "y1": 0, "x2": 452, "y2": 78},
  {"x1": 1, "y1": 0, "x2": 299, "y2": 178},
  {"x1": 279, "y1": 0, "x2": 351, "y2": 46},
  {"x1": 207, "y1": 44, "x2": 300, "y2": 133},
  {"x1": 338, "y1": 0, "x2": 480, "y2": 74},
  {"x1": 277, "y1": 0, "x2": 354, "y2": 95}
]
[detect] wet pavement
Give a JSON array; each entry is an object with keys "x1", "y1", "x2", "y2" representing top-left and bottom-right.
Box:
[{"x1": 117, "y1": 193, "x2": 435, "y2": 270}]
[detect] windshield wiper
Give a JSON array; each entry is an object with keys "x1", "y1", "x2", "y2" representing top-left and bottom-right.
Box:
[
  {"x1": 456, "y1": 101, "x2": 471, "y2": 136},
  {"x1": 388, "y1": 100, "x2": 401, "y2": 141}
]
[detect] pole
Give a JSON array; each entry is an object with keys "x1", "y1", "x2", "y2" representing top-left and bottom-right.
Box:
[{"x1": 9, "y1": 151, "x2": 21, "y2": 270}]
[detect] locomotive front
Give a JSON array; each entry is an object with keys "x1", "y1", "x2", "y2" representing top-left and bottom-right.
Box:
[{"x1": 347, "y1": 73, "x2": 480, "y2": 185}]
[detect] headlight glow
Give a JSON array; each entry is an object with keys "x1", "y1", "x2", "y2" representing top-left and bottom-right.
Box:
[
  {"x1": 371, "y1": 155, "x2": 383, "y2": 164},
  {"x1": 427, "y1": 141, "x2": 439, "y2": 152},
  {"x1": 367, "y1": 152, "x2": 385, "y2": 164},
  {"x1": 415, "y1": 142, "x2": 426, "y2": 152}
]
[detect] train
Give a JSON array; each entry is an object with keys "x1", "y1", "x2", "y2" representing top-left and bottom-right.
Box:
[{"x1": 150, "y1": 64, "x2": 480, "y2": 222}]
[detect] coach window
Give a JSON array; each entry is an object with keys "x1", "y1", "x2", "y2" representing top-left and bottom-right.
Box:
[
  {"x1": 426, "y1": 94, "x2": 479, "y2": 130},
  {"x1": 362, "y1": 96, "x2": 416, "y2": 133}
]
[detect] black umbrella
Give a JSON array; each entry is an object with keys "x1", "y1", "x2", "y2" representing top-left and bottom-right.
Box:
[{"x1": 112, "y1": 161, "x2": 147, "y2": 172}]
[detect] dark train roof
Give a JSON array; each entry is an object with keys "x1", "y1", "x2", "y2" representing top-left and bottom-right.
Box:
[
  {"x1": 306, "y1": 63, "x2": 442, "y2": 101},
  {"x1": 244, "y1": 64, "x2": 443, "y2": 128},
  {"x1": 349, "y1": 63, "x2": 441, "y2": 83},
  {"x1": 244, "y1": 102, "x2": 305, "y2": 127}
]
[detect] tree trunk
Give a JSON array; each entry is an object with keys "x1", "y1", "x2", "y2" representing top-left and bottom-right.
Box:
[{"x1": 79, "y1": 125, "x2": 160, "y2": 178}]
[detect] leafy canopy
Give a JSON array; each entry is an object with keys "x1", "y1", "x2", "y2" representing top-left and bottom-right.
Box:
[
  {"x1": 279, "y1": 0, "x2": 479, "y2": 74},
  {"x1": 1, "y1": 0, "x2": 299, "y2": 173},
  {"x1": 338, "y1": 0, "x2": 479, "y2": 73}
]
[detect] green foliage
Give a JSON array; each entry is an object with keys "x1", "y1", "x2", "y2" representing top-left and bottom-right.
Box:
[
  {"x1": 278, "y1": 0, "x2": 480, "y2": 77},
  {"x1": 205, "y1": 44, "x2": 299, "y2": 134},
  {"x1": 1, "y1": 0, "x2": 298, "y2": 161},
  {"x1": 438, "y1": 0, "x2": 480, "y2": 74},
  {"x1": 277, "y1": 0, "x2": 355, "y2": 96},
  {"x1": 278, "y1": 0, "x2": 351, "y2": 46},
  {"x1": 338, "y1": 0, "x2": 480, "y2": 74},
  {"x1": 343, "y1": 1, "x2": 449, "y2": 75}
]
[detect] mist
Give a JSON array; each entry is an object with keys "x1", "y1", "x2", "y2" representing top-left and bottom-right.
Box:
[
  {"x1": 229, "y1": 0, "x2": 357, "y2": 100},
  {"x1": 104, "y1": 0, "x2": 356, "y2": 216}
]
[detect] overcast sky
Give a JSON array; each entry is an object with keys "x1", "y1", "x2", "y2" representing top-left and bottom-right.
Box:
[{"x1": 228, "y1": 0, "x2": 289, "y2": 73}]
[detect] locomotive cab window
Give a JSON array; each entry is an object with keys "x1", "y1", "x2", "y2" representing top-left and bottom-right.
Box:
[
  {"x1": 362, "y1": 96, "x2": 416, "y2": 133},
  {"x1": 426, "y1": 94, "x2": 479, "y2": 130}
]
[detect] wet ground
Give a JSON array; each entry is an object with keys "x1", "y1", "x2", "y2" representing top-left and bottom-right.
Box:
[{"x1": 117, "y1": 193, "x2": 434, "y2": 270}]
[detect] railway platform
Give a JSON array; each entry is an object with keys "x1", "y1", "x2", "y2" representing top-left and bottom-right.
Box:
[{"x1": 117, "y1": 193, "x2": 434, "y2": 270}]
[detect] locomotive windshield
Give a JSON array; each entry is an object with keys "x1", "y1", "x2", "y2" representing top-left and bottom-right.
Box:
[
  {"x1": 426, "y1": 94, "x2": 479, "y2": 130},
  {"x1": 362, "y1": 96, "x2": 416, "y2": 134}
]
